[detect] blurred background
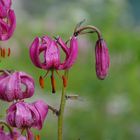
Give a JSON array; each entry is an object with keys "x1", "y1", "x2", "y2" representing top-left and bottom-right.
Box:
[{"x1": 1, "y1": 0, "x2": 140, "y2": 139}]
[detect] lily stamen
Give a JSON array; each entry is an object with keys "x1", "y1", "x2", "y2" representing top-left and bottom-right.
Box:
[{"x1": 51, "y1": 70, "x2": 56, "y2": 94}]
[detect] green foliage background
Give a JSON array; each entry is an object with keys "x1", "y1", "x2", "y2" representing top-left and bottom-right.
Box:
[{"x1": 0, "y1": 0, "x2": 140, "y2": 139}]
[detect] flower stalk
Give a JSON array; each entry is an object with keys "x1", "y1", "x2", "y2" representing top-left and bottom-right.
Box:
[
  {"x1": 58, "y1": 70, "x2": 68, "y2": 140},
  {"x1": 74, "y1": 25, "x2": 102, "y2": 39}
]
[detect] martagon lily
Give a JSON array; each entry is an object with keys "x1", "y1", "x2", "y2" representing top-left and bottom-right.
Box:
[
  {"x1": 0, "y1": 71, "x2": 35, "y2": 102},
  {"x1": 29, "y1": 35, "x2": 78, "y2": 93},
  {"x1": 6, "y1": 100, "x2": 49, "y2": 139},
  {"x1": 0, "y1": 0, "x2": 16, "y2": 41}
]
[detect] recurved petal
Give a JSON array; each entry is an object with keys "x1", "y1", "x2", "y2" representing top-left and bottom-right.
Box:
[
  {"x1": 0, "y1": 2, "x2": 7, "y2": 18},
  {"x1": 33, "y1": 100, "x2": 48, "y2": 130},
  {"x1": 7, "y1": 10, "x2": 16, "y2": 39},
  {"x1": 2, "y1": 0, "x2": 11, "y2": 9},
  {"x1": 56, "y1": 37, "x2": 69, "y2": 56},
  {"x1": 0, "y1": 19, "x2": 9, "y2": 40},
  {"x1": 0, "y1": 10, "x2": 16, "y2": 41},
  {"x1": 58, "y1": 36, "x2": 78, "y2": 69},
  {"x1": 19, "y1": 72, "x2": 35, "y2": 99},
  {"x1": 29, "y1": 37, "x2": 43, "y2": 68},
  {"x1": 42, "y1": 36, "x2": 52, "y2": 46}
]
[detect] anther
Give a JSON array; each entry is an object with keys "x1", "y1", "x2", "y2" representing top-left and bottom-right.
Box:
[
  {"x1": 62, "y1": 75, "x2": 67, "y2": 87},
  {"x1": 51, "y1": 71, "x2": 56, "y2": 94},
  {"x1": 7, "y1": 48, "x2": 11, "y2": 57},
  {"x1": 39, "y1": 76, "x2": 44, "y2": 88},
  {"x1": 2, "y1": 48, "x2": 6, "y2": 58},
  {"x1": 35, "y1": 135, "x2": 40, "y2": 140},
  {"x1": 0, "y1": 48, "x2": 2, "y2": 57}
]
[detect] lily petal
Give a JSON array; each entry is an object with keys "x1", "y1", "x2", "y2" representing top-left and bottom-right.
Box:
[{"x1": 58, "y1": 36, "x2": 78, "y2": 69}]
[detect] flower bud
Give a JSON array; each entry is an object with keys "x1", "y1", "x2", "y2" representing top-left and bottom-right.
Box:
[{"x1": 95, "y1": 39, "x2": 110, "y2": 80}]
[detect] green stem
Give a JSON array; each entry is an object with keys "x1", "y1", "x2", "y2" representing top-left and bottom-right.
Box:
[{"x1": 58, "y1": 70, "x2": 68, "y2": 140}]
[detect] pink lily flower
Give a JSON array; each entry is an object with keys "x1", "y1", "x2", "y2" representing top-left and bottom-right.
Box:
[
  {"x1": 30, "y1": 35, "x2": 78, "y2": 70},
  {"x1": 0, "y1": 71, "x2": 35, "y2": 102},
  {"x1": 29, "y1": 35, "x2": 78, "y2": 92},
  {"x1": 6, "y1": 100, "x2": 48, "y2": 130},
  {"x1": 95, "y1": 39, "x2": 110, "y2": 80},
  {"x1": 0, "y1": 9, "x2": 16, "y2": 41}
]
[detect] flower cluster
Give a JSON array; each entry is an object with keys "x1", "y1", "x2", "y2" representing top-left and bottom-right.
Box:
[
  {"x1": 0, "y1": 0, "x2": 16, "y2": 41},
  {"x1": 0, "y1": 71, "x2": 49, "y2": 139},
  {"x1": 0, "y1": 0, "x2": 110, "y2": 139},
  {"x1": 29, "y1": 23, "x2": 110, "y2": 94},
  {"x1": 0, "y1": 1, "x2": 49, "y2": 139}
]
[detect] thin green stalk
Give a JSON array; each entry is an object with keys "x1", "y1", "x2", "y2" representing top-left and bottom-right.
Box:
[{"x1": 58, "y1": 70, "x2": 68, "y2": 140}]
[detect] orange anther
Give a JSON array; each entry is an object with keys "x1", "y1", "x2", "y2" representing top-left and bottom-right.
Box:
[
  {"x1": 7, "y1": 48, "x2": 11, "y2": 57},
  {"x1": 51, "y1": 74, "x2": 56, "y2": 93},
  {"x1": 39, "y1": 76, "x2": 44, "y2": 88},
  {"x1": 0, "y1": 48, "x2": 2, "y2": 57},
  {"x1": 35, "y1": 135, "x2": 40, "y2": 140},
  {"x1": 2, "y1": 48, "x2": 6, "y2": 58},
  {"x1": 62, "y1": 75, "x2": 67, "y2": 87}
]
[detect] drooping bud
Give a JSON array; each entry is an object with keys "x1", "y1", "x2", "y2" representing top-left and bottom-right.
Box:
[{"x1": 95, "y1": 39, "x2": 110, "y2": 80}]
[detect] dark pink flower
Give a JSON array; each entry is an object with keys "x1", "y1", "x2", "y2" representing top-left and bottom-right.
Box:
[
  {"x1": 0, "y1": 71, "x2": 35, "y2": 102},
  {"x1": 0, "y1": 9, "x2": 16, "y2": 41},
  {"x1": 95, "y1": 39, "x2": 110, "y2": 80},
  {"x1": 0, "y1": 0, "x2": 11, "y2": 18},
  {"x1": 29, "y1": 35, "x2": 78, "y2": 70},
  {"x1": 29, "y1": 35, "x2": 78, "y2": 92},
  {"x1": 6, "y1": 100, "x2": 48, "y2": 130}
]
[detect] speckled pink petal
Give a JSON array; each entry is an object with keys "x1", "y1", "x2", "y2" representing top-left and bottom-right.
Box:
[
  {"x1": 44, "y1": 41, "x2": 60, "y2": 69},
  {"x1": 56, "y1": 37, "x2": 69, "y2": 56},
  {"x1": 1, "y1": 0, "x2": 11, "y2": 9},
  {"x1": 30, "y1": 37, "x2": 43, "y2": 68},
  {"x1": 58, "y1": 36, "x2": 78, "y2": 69},
  {"x1": 0, "y1": 10, "x2": 16, "y2": 41},
  {"x1": 33, "y1": 100, "x2": 48, "y2": 130},
  {"x1": 0, "y1": 75, "x2": 15, "y2": 101},
  {"x1": 19, "y1": 72, "x2": 35, "y2": 99},
  {"x1": 7, "y1": 10, "x2": 16, "y2": 39},
  {"x1": 14, "y1": 102, "x2": 33, "y2": 128}
]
